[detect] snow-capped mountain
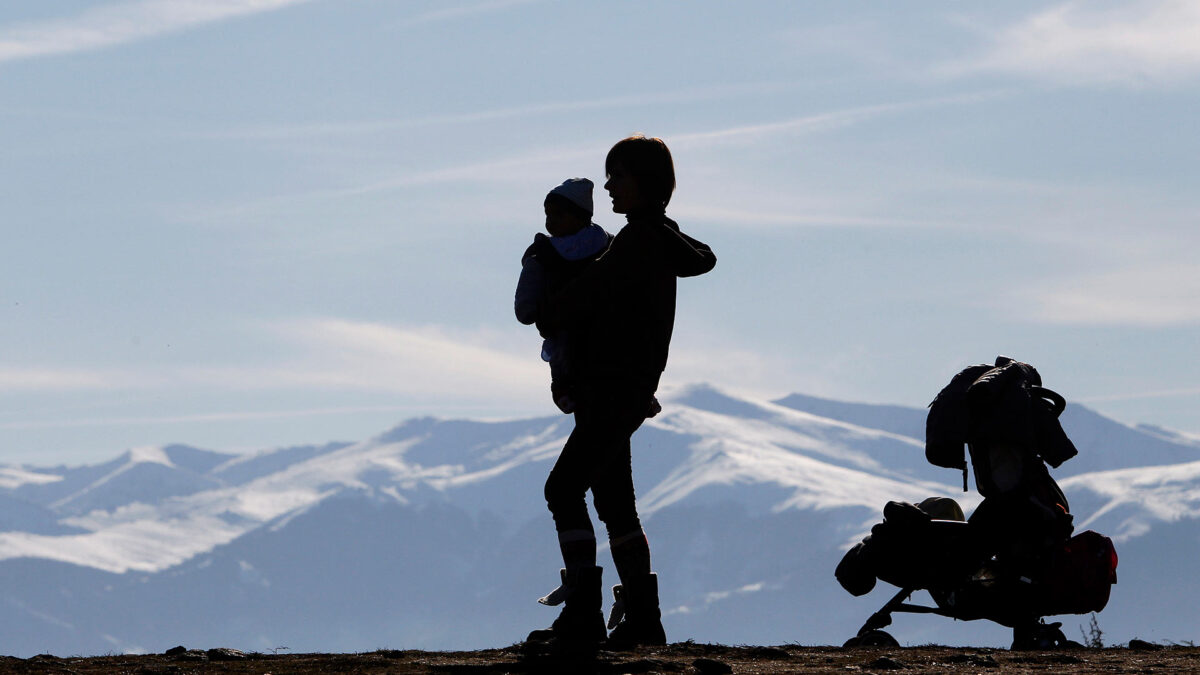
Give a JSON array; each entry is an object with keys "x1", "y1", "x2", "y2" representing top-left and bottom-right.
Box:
[{"x1": 1, "y1": 384, "x2": 1197, "y2": 656}]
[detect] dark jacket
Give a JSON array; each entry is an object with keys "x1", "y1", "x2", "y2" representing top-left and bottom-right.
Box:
[
  {"x1": 514, "y1": 225, "x2": 613, "y2": 385},
  {"x1": 543, "y1": 212, "x2": 715, "y2": 387},
  {"x1": 514, "y1": 225, "x2": 613, "y2": 327}
]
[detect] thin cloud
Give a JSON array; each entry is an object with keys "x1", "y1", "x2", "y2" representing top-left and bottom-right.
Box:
[
  {"x1": 0, "y1": 404, "x2": 431, "y2": 432},
  {"x1": 0, "y1": 367, "x2": 149, "y2": 391},
  {"x1": 301, "y1": 90, "x2": 1012, "y2": 200},
  {"x1": 205, "y1": 81, "x2": 802, "y2": 141},
  {"x1": 333, "y1": 144, "x2": 599, "y2": 196},
  {"x1": 671, "y1": 90, "x2": 1009, "y2": 148},
  {"x1": 1079, "y1": 388, "x2": 1200, "y2": 404},
  {"x1": 662, "y1": 347, "x2": 815, "y2": 405},
  {"x1": 400, "y1": 0, "x2": 544, "y2": 27},
  {"x1": 183, "y1": 88, "x2": 1014, "y2": 232},
  {"x1": 944, "y1": 0, "x2": 1200, "y2": 85},
  {"x1": 0, "y1": 319, "x2": 546, "y2": 400},
  {"x1": 0, "y1": 0, "x2": 316, "y2": 64},
  {"x1": 1005, "y1": 262, "x2": 1200, "y2": 327},
  {"x1": 259, "y1": 318, "x2": 545, "y2": 397},
  {"x1": 668, "y1": 205, "x2": 950, "y2": 231}
]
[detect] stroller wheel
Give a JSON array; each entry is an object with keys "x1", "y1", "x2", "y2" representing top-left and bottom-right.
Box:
[{"x1": 844, "y1": 629, "x2": 899, "y2": 648}]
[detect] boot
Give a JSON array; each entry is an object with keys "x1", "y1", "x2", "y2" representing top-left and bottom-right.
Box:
[
  {"x1": 525, "y1": 566, "x2": 606, "y2": 645},
  {"x1": 605, "y1": 572, "x2": 666, "y2": 648}
]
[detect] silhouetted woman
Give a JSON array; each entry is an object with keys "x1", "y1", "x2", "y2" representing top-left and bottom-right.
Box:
[{"x1": 528, "y1": 135, "x2": 716, "y2": 648}]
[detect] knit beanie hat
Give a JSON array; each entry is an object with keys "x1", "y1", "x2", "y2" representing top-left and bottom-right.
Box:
[{"x1": 547, "y1": 178, "x2": 594, "y2": 216}]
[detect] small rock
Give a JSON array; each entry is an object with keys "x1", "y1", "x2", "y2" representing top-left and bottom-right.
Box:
[
  {"x1": 747, "y1": 646, "x2": 790, "y2": 659},
  {"x1": 623, "y1": 657, "x2": 685, "y2": 673},
  {"x1": 163, "y1": 646, "x2": 188, "y2": 656},
  {"x1": 173, "y1": 650, "x2": 209, "y2": 662},
  {"x1": 206, "y1": 647, "x2": 247, "y2": 661},
  {"x1": 945, "y1": 653, "x2": 998, "y2": 667},
  {"x1": 866, "y1": 656, "x2": 906, "y2": 670},
  {"x1": 1129, "y1": 639, "x2": 1164, "y2": 651},
  {"x1": 692, "y1": 657, "x2": 733, "y2": 675}
]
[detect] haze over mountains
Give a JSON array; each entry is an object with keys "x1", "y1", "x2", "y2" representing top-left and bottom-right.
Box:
[{"x1": 2, "y1": 384, "x2": 1197, "y2": 657}]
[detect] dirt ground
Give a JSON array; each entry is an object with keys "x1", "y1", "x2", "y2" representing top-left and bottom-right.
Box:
[{"x1": 2, "y1": 642, "x2": 1197, "y2": 675}]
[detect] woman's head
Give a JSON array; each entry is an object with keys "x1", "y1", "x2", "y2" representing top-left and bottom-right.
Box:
[{"x1": 604, "y1": 135, "x2": 675, "y2": 213}]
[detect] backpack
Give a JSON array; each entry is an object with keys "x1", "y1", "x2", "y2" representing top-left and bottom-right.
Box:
[
  {"x1": 926, "y1": 362, "x2": 993, "y2": 473},
  {"x1": 926, "y1": 356, "x2": 1078, "y2": 494}
]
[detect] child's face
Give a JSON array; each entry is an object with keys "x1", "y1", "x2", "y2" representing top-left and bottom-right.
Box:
[
  {"x1": 604, "y1": 162, "x2": 648, "y2": 214},
  {"x1": 544, "y1": 200, "x2": 586, "y2": 237}
]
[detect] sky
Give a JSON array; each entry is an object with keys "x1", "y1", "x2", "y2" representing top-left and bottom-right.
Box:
[{"x1": 2, "y1": 0, "x2": 1198, "y2": 465}]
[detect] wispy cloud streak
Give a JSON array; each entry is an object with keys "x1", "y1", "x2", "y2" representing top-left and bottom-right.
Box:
[
  {"x1": 0, "y1": 404, "x2": 432, "y2": 431},
  {"x1": 207, "y1": 81, "x2": 802, "y2": 141},
  {"x1": 399, "y1": 0, "x2": 545, "y2": 27},
  {"x1": 0, "y1": 0, "x2": 315, "y2": 64},
  {"x1": 311, "y1": 90, "x2": 1011, "y2": 198},
  {"x1": 1079, "y1": 388, "x2": 1200, "y2": 404},
  {"x1": 0, "y1": 367, "x2": 147, "y2": 391},
  {"x1": 0, "y1": 319, "x2": 545, "y2": 399},
  {"x1": 944, "y1": 0, "x2": 1200, "y2": 85},
  {"x1": 1009, "y1": 262, "x2": 1200, "y2": 327},
  {"x1": 671, "y1": 90, "x2": 1009, "y2": 148},
  {"x1": 668, "y1": 205, "x2": 949, "y2": 231}
]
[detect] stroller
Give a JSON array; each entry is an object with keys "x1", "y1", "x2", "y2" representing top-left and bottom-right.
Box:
[{"x1": 835, "y1": 357, "x2": 1119, "y2": 649}]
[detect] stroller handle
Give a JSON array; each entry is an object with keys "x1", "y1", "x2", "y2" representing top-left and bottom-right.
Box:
[{"x1": 1029, "y1": 386, "x2": 1066, "y2": 417}]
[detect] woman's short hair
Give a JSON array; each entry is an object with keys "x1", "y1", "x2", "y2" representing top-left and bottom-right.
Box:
[{"x1": 606, "y1": 135, "x2": 676, "y2": 208}]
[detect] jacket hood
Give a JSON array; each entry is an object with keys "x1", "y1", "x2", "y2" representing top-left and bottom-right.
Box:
[{"x1": 549, "y1": 223, "x2": 611, "y2": 261}]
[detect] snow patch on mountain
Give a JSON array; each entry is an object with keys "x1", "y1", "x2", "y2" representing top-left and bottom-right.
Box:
[
  {"x1": 0, "y1": 437, "x2": 414, "y2": 572},
  {"x1": 0, "y1": 514, "x2": 245, "y2": 573},
  {"x1": 0, "y1": 467, "x2": 62, "y2": 490},
  {"x1": 1134, "y1": 424, "x2": 1200, "y2": 448},
  {"x1": 1062, "y1": 460, "x2": 1200, "y2": 541},
  {"x1": 127, "y1": 445, "x2": 174, "y2": 467},
  {"x1": 641, "y1": 406, "x2": 958, "y2": 516}
]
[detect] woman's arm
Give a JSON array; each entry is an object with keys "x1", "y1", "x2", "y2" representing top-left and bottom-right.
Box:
[{"x1": 661, "y1": 219, "x2": 716, "y2": 278}]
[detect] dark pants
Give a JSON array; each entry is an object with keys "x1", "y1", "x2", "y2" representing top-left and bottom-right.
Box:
[{"x1": 544, "y1": 377, "x2": 655, "y2": 538}]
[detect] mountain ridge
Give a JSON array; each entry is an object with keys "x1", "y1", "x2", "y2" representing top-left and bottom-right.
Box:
[{"x1": 1, "y1": 383, "x2": 1197, "y2": 655}]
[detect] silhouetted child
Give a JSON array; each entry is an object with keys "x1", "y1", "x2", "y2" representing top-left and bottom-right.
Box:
[{"x1": 514, "y1": 178, "x2": 613, "y2": 413}]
